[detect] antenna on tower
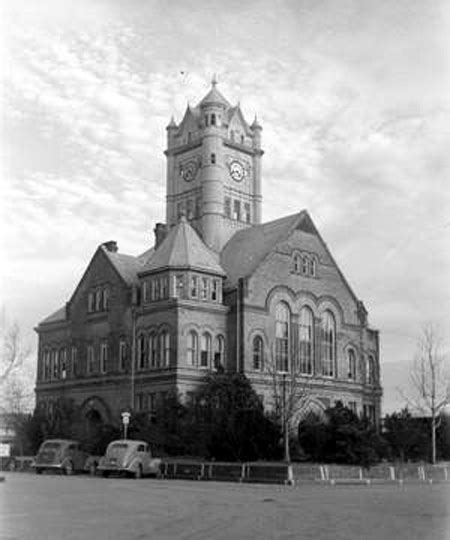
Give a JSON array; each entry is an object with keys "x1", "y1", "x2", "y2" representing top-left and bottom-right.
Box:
[{"x1": 211, "y1": 73, "x2": 218, "y2": 87}]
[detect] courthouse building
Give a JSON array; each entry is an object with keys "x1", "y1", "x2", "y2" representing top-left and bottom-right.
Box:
[{"x1": 35, "y1": 80, "x2": 382, "y2": 430}]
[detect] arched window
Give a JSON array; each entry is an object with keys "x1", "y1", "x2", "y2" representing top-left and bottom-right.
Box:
[
  {"x1": 211, "y1": 153, "x2": 216, "y2": 164},
  {"x1": 52, "y1": 349, "x2": 60, "y2": 379},
  {"x1": 214, "y1": 335, "x2": 224, "y2": 369},
  {"x1": 321, "y1": 311, "x2": 336, "y2": 377},
  {"x1": 160, "y1": 331, "x2": 170, "y2": 367},
  {"x1": 102, "y1": 287, "x2": 109, "y2": 310},
  {"x1": 275, "y1": 302, "x2": 290, "y2": 372},
  {"x1": 293, "y1": 254, "x2": 301, "y2": 273},
  {"x1": 348, "y1": 349, "x2": 356, "y2": 379},
  {"x1": 253, "y1": 336, "x2": 264, "y2": 371},
  {"x1": 148, "y1": 333, "x2": 157, "y2": 368},
  {"x1": 211, "y1": 113, "x2": 216, "y2": 126},
  {"x1": 367, "y1": 355, "x2": 375, "y2": 384},
  {"x1": 95, "y1": 289, "x2": 102, "y2": 311},
  {"x1": 200, "y1": 332, "x2": 211, "y2": 368},
  {"x1": 298, "y1": 307, "x2": 314, "y2": 374},
  {"x1": 302, "y1": 255, "x2": 308, "y2": 275},
  {"x1": 308, "y1": 258, "x2": 315, "y2": 277},
  {"x1": 187, "y1": 331, "x2": 198, "y2": 366}
]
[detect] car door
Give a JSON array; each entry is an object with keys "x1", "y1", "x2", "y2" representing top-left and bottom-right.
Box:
[{"x1": 138, "y1": 444, "x2": 151, "y2": 474}]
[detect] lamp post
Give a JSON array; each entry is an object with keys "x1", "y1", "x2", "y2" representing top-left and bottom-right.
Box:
[{"x1": 121, "y1": 411, "x2": 130, "y2": 440}]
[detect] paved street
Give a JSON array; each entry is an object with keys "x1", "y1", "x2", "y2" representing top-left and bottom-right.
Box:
[{"x1": 1, "y1": 472, "x2": 449, "y2": 540}]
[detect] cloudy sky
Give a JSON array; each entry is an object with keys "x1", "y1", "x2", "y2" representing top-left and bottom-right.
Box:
[{"x1": 1, "y1": 0, "x2": 449, "y2": 413}]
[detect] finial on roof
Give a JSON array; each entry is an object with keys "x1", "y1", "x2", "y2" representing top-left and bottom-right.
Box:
[
  {"x1": 167, "y1": 116, "x2": 177, "y2": 129},
  {"x1": 211, "y1": 73, "x2": 218, "y2": 87},
  {"x1": 251, "y1": 114, "x2": 262, "y2": 130}
]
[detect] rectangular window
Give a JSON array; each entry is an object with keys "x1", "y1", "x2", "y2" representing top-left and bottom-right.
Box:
[
  {"x1": 60, "y1": 348, "x2": 67, "y2": 380},
  {"x1": 100, "y1": 343, "x2": 108, "y2": 374},
  {"x1": 95, "y1": 289, "x2": 102, "y2": 311},
  {"x1": 119, "y1": 340, "x2": 127, "y2": 371},
  {"x1": 52, "y1": 350, "x2": 59, "y2": 380},
  {"x1": 44, "y1": 351, "x2": 51, "y2": 380},
  {"x1": 142, "y1": 282, "x2": 148, "y2": 303},
  {"x1": 88, "y1": 292, "x2": 95, "y2": 313},
  {"x1": 244, "y1": 203, "x2": 251, "y2": 224},
  {"x1": 348, "y1": 401, "x2": 357, "y2": 414},
  {"x1": 174, "y1": 274, "x2": 184, "y2": 297},
  {"x1": 148, "y1": 393, "x2": 156, "y2": 413},
  {"x1": 211, "y1": 279, "x2": 220, "y2": 302},
  {"x1": 200, "y1": 277, "x2": 209, "y2": 300},
  {"x1": 191, "y1": 276, "x2": 198, "y2": 298},
  {"x1": 224, "y1": 197, "x2": 231, "y2": 218},
  {"x1": 154, "y1": 279, "x2": 160, "y2": 300},
  {"x1": 137, "y1": 336, "x2": 146, "y2": 370},
  {"x1": 195, "y1": 197, "x2": 201, "y2": 218},
  {"x1": 87, "y1": 346, "x2": 95, "y2": 374},
  {"x1": 177, "y1": 202, "x2": 184, "y2": 219},
  {"x1": 160, "y1": 276, "x2": 168, "y2": 298},
  {"x1": 233, "y1": 200, "x2": 241, "y2": 221}
]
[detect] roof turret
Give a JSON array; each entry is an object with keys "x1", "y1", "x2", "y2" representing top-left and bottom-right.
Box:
[
  {"x1": 141, "y1": 217, "x2": 225, "y2": 276},
  {"x1": 198, "y1": 76, "x2": 230, "y2": 109}
]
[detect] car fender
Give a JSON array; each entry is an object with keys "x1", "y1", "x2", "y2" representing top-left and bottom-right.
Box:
[
  {"x1": 149, "y1": 458, "x2": 162, "y2": 472},
  {"x1": 125, "y1": 456, "x2": 142, "y2": 472}
]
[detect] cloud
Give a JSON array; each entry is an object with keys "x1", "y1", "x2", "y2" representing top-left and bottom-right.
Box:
[{"x1": 2, "y1": 0, "x2": 450, "y2": 414}]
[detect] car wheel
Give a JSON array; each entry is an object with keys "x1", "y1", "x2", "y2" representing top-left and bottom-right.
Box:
[
  {"x1": 101, "y1": 470, "x2": 109, "y2": 478},
  {"x1": 134, "y1": 465, "x2": 143, "y2": 479},
  {"x1": 35, "y1": 468, "x2": 43, "y2": 475},
  {"x1": 63, "y1": 461, "x2": 74, "y2": 476}
]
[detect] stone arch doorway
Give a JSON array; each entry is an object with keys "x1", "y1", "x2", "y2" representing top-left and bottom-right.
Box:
[{"x1": 80, "y1": 396, "x2": 112, "y2": 453}]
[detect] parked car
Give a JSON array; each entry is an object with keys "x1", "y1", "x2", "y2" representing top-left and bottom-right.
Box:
[
  {"x1": 32, "y1": 439, "x2": 89, "y2": 475},
  {"x1": 97, "y1": 439, "x2": 162, "y2": 479}
]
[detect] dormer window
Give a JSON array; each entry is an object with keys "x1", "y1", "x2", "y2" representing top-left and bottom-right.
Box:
[
  {"x1": 240, "y1": 134, "x2": 244, "y2": 144},
  {"x1": 211, "y1": 114, "x2": 216, "y2": 126},
  {"x1": 211, "y1": 153, "x2": 216, "y2": 164}
]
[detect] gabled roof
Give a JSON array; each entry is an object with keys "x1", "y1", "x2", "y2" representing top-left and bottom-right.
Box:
[
  {"x1": 141, "y1": 217, "x2": 225, "y2": 276},
  {"x1": 221, "y1": 211, "x2": 361, "y2": 304},
  {"x1": 227, "y1": 105, "x2": 250, "y2": 133},
  {"x1": 101, "y1": 246, "x2": 145, "y2": 285},
  {"x1": 39, "y1": 305, "x2": 67, "y2": 326},
  {"x1": 220, "y1": 212, "x2": 307, "y2": 288}
]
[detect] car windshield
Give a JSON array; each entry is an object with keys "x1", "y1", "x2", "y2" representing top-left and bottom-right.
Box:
[{"x1": 42, "y1": 442, "x2": 62, "y2": 450}]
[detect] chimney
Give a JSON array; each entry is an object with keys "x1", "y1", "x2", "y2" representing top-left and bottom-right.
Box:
[
  {"x1": 154, "y1": 223, "x2": 168, "y2": 249},
  {"x1": 102, "y1": 241, "x2": 118, "y2": 253}
]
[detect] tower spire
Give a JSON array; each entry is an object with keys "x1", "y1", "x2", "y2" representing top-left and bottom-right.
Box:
[{"x1": 211, "y1": 73, "x2": 218, "y2": 87}]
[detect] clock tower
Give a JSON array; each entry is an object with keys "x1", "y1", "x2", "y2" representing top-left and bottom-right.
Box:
[{"x1": 164, "y1": 78, "x2": 263, "y2": 251}]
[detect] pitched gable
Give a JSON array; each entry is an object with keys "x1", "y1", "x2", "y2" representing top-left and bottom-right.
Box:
[
  {"x1": 221, "y1": 210, "x2": 360, "y2": 306},
  {"x1": 220, "y1": 212, "x2": 304, "y2": 288}
]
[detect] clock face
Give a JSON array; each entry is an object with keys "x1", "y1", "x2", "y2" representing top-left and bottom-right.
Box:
[
  {"x1": 229, "y1": 160, "x2": 245, "y2": 182},
  {"x1": 180, "y1": 160, "x2": 197, "y2": 182}
]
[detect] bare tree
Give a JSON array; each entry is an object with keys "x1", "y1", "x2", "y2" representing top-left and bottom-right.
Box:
[
  {"x1": 0, "y1": 310, "x2": 34, "y2": 415},
  {"x1": 266, "y1": 350, "x2": 312, "y2": 462},
  {"x1": 403, "y1": 324, "x2": 449, "y2": 464}
]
